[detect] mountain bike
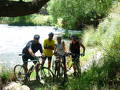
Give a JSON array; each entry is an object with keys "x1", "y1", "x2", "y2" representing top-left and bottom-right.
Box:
[
  {"x1": 52, "y1": 53, "x2": 69, "y2": 82},
  {"x1": 14, "y1": 54, "x2": 54, "y2": 84},
  {"x1": 66, "y1": 53, "x2": 84, "y2": 77}
]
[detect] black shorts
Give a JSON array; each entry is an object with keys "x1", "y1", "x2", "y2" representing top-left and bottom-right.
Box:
[
  {"x1": 72, "y1": 55, "x2": 80, "y2": 64},
  {"x1": 43, "y1": 56, "x2": 52, "y2": 61},
  {"x1": 22, "y1": 54, "x2": 38, "y2": 65}
]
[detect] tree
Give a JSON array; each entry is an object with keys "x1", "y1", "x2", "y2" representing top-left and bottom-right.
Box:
[
  {"x1": 0, "y1": 0, "x2": 49, "y2": 17},
  {"x1": 48, "y1": 0, "x2": 113, "y2": 29}
]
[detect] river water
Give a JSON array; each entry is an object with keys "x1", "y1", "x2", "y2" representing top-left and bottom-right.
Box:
[{"x1": 0, "y1": 24, "x2": 65, "y2": 69}]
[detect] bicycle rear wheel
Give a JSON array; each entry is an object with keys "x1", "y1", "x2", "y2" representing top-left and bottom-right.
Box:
[
  {"x1": 39, "y1": 67, "x2": 54, "y2": 84},
  {"x1": 76, "y1": 63, "x2": 81, "y2": 77},
  {"x1": 14, "y1": 65, "x2": 25, "y2": 81}
]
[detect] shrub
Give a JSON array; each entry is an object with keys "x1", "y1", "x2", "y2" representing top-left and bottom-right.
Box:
[{"x1": 0, "y1": 14, "x2": 54, "y2": 26}]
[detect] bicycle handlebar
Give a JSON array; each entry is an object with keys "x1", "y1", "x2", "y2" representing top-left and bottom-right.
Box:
[
  {"x1": 18, "y1": 54, "x2": 44, "y2": 58},
  {"x1": 68, "y1": 53, "x2": 84, "y2": 56},
  {"x1": 54, "y1": 52, "x2": 84, "y2": 57}
]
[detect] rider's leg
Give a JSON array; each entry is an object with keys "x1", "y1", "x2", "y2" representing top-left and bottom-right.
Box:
[
  {"x1": 73, "y1": 63, "x2": 77, "y2": 73},
  {"x1": 32, "y1": 57, "x2": 41, "y2": 80},
  {"x1": 63, "y1": 56, "x2": 67, "y2": 77},
  {"x1": 74, "y1": 56, "x2": 81, "y2": 76},
  {"x1": 76, "y1": 60, "x2": 81, "y2": 75},
  {"x1": 63, "y1": 56, "x2": 68, "y2": 82},
  {"x1": 33, "y1": 59, "x2": 39, "y2": 77},
  {"x1": 48, "y1": 57, "x2": 52, "y2": 69},
  {"x1": 41, "y1": 56, "x2": 46, "y2": 67},
  {"x1": 72, "y1": 56, "x2": 77, "y2": 74},
  {"x1": 22, "y1": 55, "x2": 28, "y2": 74},
  {"x1": 23, "y1": 63, "x2": 28, "y2": 74}
]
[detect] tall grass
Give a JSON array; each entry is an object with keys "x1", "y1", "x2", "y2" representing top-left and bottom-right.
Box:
[{"x1": 0, "y1": 68, "x2": 15, "y2": 84}]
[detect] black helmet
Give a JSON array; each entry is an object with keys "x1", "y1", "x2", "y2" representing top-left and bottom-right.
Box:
[
  {"x1": 34, "y1": 34, "x2": 40, "y2": 40},
  {"x1": 48, "y1": 32, "x2": 54, "y2": 36},
  {"x1": 71, "y1": 35, "x2": 78, "y2": 40}
]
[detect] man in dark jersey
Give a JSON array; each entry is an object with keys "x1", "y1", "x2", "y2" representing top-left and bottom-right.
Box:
[
  {"x1": 22, "y1": 34, "x2": 43, "y2": 80},
  {"x1": 69, "y1": 35, "x2": 85, "y2": 76}
]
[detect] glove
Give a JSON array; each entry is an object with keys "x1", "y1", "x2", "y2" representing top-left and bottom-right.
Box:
[{"x1": 81, "y1": 53, "x2": 85, "y2": 56}]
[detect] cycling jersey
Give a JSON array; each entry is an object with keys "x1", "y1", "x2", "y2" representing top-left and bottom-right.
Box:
[
  {"x1": 22, "y1": 40, "x2": 43, "y2": 56},
  {"x1": 55, "y1": 42, "x2": 65, "y2": 55},
  {"x1": 43, "y1": 39, "x2": 55, "y2": 56},
  {"x1": 70, "y1": 41, "x2": 80, "y2": 55}
]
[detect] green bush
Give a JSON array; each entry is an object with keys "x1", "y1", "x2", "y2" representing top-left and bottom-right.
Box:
[{"x1": 48, "y1": 0, "x2": 114, "y2": 29}]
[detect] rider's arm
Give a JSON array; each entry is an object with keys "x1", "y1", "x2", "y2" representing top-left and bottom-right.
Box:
[
  {"x1": 80, "y1": 43, "x2": 85, "y2": 55},
  {"x1": 39, "y1": 44, "x2": 43, "y2": 54},
  {"x1": 43, "y1": 39, "x2": 47, "y2": 49},
  {"x1": 43, "y1": 40, "x2": 55, "y2": 50},
  {"x1": 28, "y1": 48, "x2": 35, "y2": 57},
  {"x1": 62, "y1": 41, "x2": 66, "y2": 52},
  {"x1": 50, "y1": 40, "x2": 55, "y2": 50},
  {"x1": 54, "y1": 44, "x2": 57, "y2": 53},
  {"x1": 27, "y1": 42, "x2": 35, "y2": 57},
  {"x1": 69, "y1": 43, "x2": 72, "y2": 53}
]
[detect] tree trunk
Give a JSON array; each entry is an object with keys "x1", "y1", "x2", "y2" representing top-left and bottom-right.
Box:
[{"x1": 0, "y1": 0, "x2": 49, "y2": 17}]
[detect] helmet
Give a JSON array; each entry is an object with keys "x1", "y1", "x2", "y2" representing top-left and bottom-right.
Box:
[
  {"x1": 57, "y1": 36, "x2": 62, "y2": 40},
  {"x1": 34, "y1": 34, "x2": 40, "y2": 40},
  {"x1": 48, "y1": 32, "x2": 54, "y2": 36},
  {"x1": 71, "y1": 35, "x2": 78, "y2": 40}
]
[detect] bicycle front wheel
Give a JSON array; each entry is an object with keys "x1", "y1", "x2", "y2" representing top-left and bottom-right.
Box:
[
  {"x1": 39, "y1": 67, "x2": 54, "y2": 84},
  {"x1": 14, "y1": 65, "x2": 26, "y2": 81}
]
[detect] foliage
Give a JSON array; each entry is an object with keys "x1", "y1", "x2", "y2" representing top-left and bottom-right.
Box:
[
  {"x1": 0, "y1": 69, "x2": 15, "y2": 84},
  {"x1": 67, "y1": 3, "x2": 120, "y2": 89},
  {"x1": 82, "y1": 26, "x2": 101, "y2": 47},
  {"x1": 48, "y1": 0, "x2": 114, "y2": 29},
  {"x1": 0, "y1": 14, "x2": 54, "y2": 26}
]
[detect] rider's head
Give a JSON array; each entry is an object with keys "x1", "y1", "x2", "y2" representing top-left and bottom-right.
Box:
[
  {"x1": 48, "y1": 32, "x2": 54, "y2": 40},
  {"x1": 71, "y1": 35, "x2": 78, "y2": 41},
  {"x1": 34, "y1": 34, "x2": 40, "y2": 43},
  {"x1": 57, "y1": 36, "x2": 62, "y2": 43}
]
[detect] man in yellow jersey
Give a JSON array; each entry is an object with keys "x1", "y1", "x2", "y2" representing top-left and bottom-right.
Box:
[{"x1": 42, "y1": 32, "x2": 55, "y2": 69}]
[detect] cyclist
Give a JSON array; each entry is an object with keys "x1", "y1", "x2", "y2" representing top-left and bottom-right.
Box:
[
  {"x1": 54, "y1": 36, "x2": 67, "y2": 81},
  {"x1": 22, "y1": 34, "x2": 43, "y2": 80},
  {"x1": 69, "y1": 35, "x2": 85, "y2": 76},
  {"x1": 42, "y1": 32, "x2": 55, "y2": 69}
]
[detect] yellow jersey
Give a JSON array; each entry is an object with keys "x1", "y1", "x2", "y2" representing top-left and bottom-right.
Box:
[{"x1": 43, "y1": 39, "x2": 55, "y2": 56}]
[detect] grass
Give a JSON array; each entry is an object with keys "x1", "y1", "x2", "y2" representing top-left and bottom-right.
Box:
[{"x1": 0, "y1": 68, "x2": 16, "y2": 84}]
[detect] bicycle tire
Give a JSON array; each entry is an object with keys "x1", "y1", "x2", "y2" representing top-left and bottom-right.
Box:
[
  {"x1": 54, "y1": 61, "x2": 65, "y2": 83},
  {"x1": 38, "y1": 67, "x2": 54, "y2": 84},
  {"x1": 14, "y1": 64, "x2": 26, "y2": 81}
]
